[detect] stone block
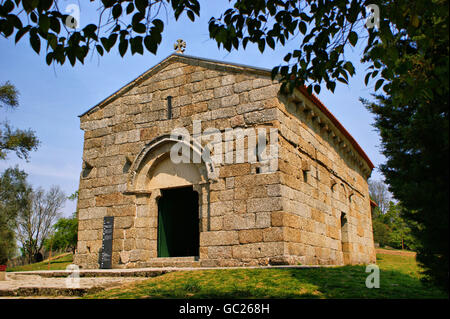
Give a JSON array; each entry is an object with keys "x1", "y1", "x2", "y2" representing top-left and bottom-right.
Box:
[
  {"x1": 238, "y1": 229, "x2": 263, "y2": 244},
  {"x1": 200, "y1": 231, "x2": 239, "y2": 246}
]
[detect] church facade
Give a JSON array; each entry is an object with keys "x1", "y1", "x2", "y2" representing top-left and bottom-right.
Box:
[{"x1": 74, "y1": 53, "x2": 376, "y2": 269}]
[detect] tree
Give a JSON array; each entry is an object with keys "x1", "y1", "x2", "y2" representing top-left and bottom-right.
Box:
[
  {"x1": 1, "y1": 80, "x2": 38, "y2": 264},
  {"x1": 368, "y1": 179, "x2": 391, "y2": 215},
  {"x1": 383, "y1": 202, "x2": 419, "y2": 251},
  {"x1": 44, "y1": 213, "x2": 78, "y2": 254},
  {"x1": 0, "y1": 81, "x2": 39, "y2": 160},
  {"x1": 364, "y1": 92, "x2": 448, "y2": 290},
  {"x1": 0, "y1": 167, "x2": 31, "y2": 264},
  {"x1": 371, "y1": 218, "x2": 390, "y2": 248},
  {"x1": 16, "y1": 186, "x2": 66, "y2": 263}
]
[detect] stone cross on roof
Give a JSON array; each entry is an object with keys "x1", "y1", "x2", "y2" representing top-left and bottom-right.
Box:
[{"x1": 174, "y1": 39, "x2": 186, "y2": 54}]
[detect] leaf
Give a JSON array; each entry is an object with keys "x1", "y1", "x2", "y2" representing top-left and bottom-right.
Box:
[
  {"x1": 326, "y1": 81, "x2": 336, "y2": 92},
  {"x1": 49, "y1": 17, "x2": 61, "y2": 33},
  {"x1": 314, "y1": 84, "x2": 321, "y2": 94},
  {"x1": 187, "y1": 10, "x2": 195, "y2": 22},
  {"x1": 83, "y1": 24, "x2": 97, "y2": 39},
  {"x1": 126, "y1": 3, "x2": 134, "y2": 14},
  {"x1": 29, "y1": 31, "x2": 41, "y2": 54},
  {"x1": 101, "y1": 0, "x2": 115, "y2": 8},
  {"x1": 112, "y1": 4, "x2": 123, "y2": 19},
  {"x1": 153, "y1": 19, "x2": 164, "y2": 33},
  {"x1": 283, "y1": 53, "x2": 292, "y2": 62},
  {"x1": 343, "y1": 61, "x2": 355, "y2": 75},
  {"x1": 298, "y1": 21, "x2": 307, "y2": 35},
  {"x1": 375, "y1": 79, "x2": 384, "y2": 91},
  {"x1": 100, "y1": 37, "x2": 110, "y2": 51},
  {"x1": 39, "y1": 14, "x2": 50, "y2": 33},
  {"x1": 38, "y1": 0, "x2": 53, "y2": 12},
  {"x1": 242, "y1": 37, "x2": 249, "y2": 49},
  {"x1": 30, "y1": 11, "x2": 38, "y2": 23},
  {"x1": 108, "y1": 33, "x2": 118, "y2": 49},
  {"x1": 96, "y1": 44, "x2": 104, "y2": 56},
  {"x1": 144, "y1": 35, "x2": 157, "y2": 54},
  {"x1": 364, "y1": 72, "x2": 372, "y2": 86},
  {"x1": 348, "y1": 31, "x2": 358, "y2": 47},
  {"x1": 135, "y1": 0, "x2": 148, "y2": 13},
  {"x1": 271, "y1": 66, "x2": 279, "y2": 80},
  {"x1": 46, "y1": 52, "x2": 53, "y2": 65},
  {"x1": 258, "y1": 38, "x2": 265, "y2": 53},
  {"x1": 3, "y1": 0, "x2": 14, "y2": 13},
  {"x1": 266, "y1": 36, "x2": 275, "y2": 49},
  {"x1": 133, "y1": 23, "x2": 146, "y2": 33},
  {"x1": 130, "y1": 36, "x2": 143, "y2": 55},
  {"x1": 118, "y1": 38, "x2": 128, "y2": 57}
]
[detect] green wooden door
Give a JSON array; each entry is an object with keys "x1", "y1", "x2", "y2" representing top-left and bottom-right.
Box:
[
  {"x1": 157, "y1": 195, "x2": 171, "y2": 257},
  {"x1": 157, "y1": 187, "x2": 199, "y2": 257}
]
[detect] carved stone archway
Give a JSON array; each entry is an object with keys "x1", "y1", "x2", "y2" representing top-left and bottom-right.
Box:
[{"x1": 125, "y1": 134, "x2": 218, "y2": 194}]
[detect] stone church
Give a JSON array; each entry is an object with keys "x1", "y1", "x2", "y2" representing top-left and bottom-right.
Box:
[{"x1": 74, "y1": 50, "x2": 376, "y2": 269}]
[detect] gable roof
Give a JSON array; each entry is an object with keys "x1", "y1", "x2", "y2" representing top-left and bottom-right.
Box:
[{"x1": 79, "y1": 53, "x2": 374, "y2": 171}]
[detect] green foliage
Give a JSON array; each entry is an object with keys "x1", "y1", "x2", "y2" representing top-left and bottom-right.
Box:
[
  {"x1": 0, "y1": 82, "x2": 39, "y2": 160},
  {"x1": 0, "y1": 81, "x2": 19, "y2": 108},
  {"x1": 0, "y1": 122, "x2": 40, "y2": 160},
  {"x1": 0, "y1": 0, "x2": 200, "y2": 66},
  {"x1": 367, "y1": 88, "x2": 448, "y2": 291},
  {"x1": 67, "y1": 191, "x2": 78, "y2": 201},
  {"x1": 372, "y1": 218, "x2": 391, "y2": 247},
  {"x1": 209, "y1": 0, "x2": 367, "y2": 94},
  {"x1": 0, "y1": 167, "x2": 31, "y2": 264},
  {"x1": 44, "y1": 213, "x2": 78, "y2": 253},
  {"x1": 362, "y1": 0, "x2": 448, "y2": 291},
  {"x1": 377, "y1": 202, "x2": 420, "y2": 251}
]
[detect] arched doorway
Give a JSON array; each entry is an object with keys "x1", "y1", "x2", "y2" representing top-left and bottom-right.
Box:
[{"x1": 125, "y1": 134, "x2": 215, "y2": 261}]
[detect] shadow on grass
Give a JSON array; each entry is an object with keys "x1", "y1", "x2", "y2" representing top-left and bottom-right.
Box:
[
  {"x1": 127, "y1": 266, "x2": 446, "y2": 299},
  {"x1": 83, "y1": 257, "x2": 448, "y2": 299}
]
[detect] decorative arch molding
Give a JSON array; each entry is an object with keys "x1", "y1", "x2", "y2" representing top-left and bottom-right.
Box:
[{"x1": 125, "y1": 134, "x2": 218, "y2": 194}]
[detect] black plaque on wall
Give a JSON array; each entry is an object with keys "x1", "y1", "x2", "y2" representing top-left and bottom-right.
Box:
[{"x1": 99, "y1": 216, "x2": 114, "y2": 269}]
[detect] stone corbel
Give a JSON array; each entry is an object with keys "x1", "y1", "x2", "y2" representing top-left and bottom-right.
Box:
[
  {"x1": 349, "y1": 191, "x2": 355, "y2": 202},
  {"x1": 301, "y1": 159, "x2": 311, "y2": 172},
  {"x1": 330, "y1": 177, "x2": 337, "y2": 191},
  {"x1": 83, "y1": 160, "x2": 93, "y2": 169},
  {"x1": 125, "y1": 154, "x2": 134, "y2": 164},
  {"x1": 296, "y1": 100, "x2": 305, "y2": 112}
]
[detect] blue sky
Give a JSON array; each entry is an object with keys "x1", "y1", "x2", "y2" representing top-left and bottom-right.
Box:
[{"x1": 0, "y1": 2, "x2": 385, "y2": 217}]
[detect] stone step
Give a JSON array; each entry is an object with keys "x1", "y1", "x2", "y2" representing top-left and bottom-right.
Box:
[
  {"x1": 8, "y1": 269, "x2": 172, "y2": 278},
  {"x1": 141, "y1": 257, "x2": 201, "y2": 268},
  {"x1": 0, "y1": 286, "x2": 102, "y2": 297},
  {"x1": 0, "y1": 274, "x2": 150, "y2": 297}
]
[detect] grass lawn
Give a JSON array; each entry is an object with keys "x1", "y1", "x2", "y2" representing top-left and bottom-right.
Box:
[
  {"x1": 84, "y1": 252, "x2": 447, "y2": 299},
  {"x1": 6, "y1": 253, "x2": 73, "y2": 272}
]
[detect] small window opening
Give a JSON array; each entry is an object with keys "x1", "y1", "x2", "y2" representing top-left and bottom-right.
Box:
[
  {"x1": 340, "y1": 212, "x2": 347, "y2": 227},
  {"x1": 166, "y1": 95, "x2": 173, "y2": 119},
  {"x1": 302, "y1": 170, "x2": 308, "y2": 182}
]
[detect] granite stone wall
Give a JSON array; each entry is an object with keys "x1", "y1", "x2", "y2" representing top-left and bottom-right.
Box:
[{"x1": 74, "y1": 55, "x2": 375, "y2": 269}]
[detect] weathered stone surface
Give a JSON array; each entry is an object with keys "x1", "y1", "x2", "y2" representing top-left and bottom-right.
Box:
[
  {"x1": 200, "y1": 231, "x2": 239, "y2": 246},
  {"x1": 75, "y1": 54, "x2": 376, "y2": 269}
]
